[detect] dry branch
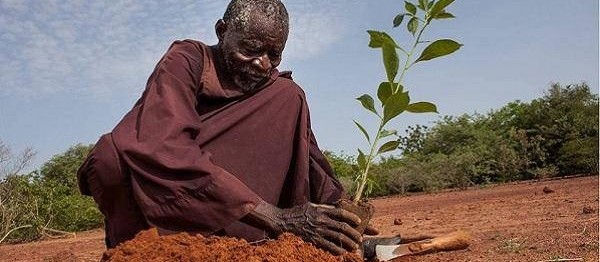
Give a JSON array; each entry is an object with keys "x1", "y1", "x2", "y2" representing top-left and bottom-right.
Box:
[
  {"x1": 0, "y1": 224, "x2": 33, "y2": 244},
  {"x1": 41, "y1": 226, "x2": 76, "y2": 239},
  {"x1": 536, "y1": 258, "x2": 583, "y2": 262}
]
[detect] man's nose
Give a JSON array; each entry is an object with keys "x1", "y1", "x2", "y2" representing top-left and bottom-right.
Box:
[{"x1": 252, "y1": 54, "x2": 272, "y2": 72}]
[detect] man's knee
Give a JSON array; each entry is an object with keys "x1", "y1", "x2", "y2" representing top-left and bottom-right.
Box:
[
  {"x1": 77, "y1": 133, "x2": 148, "y2": 247},
  {"x1": 78, "y1": 133, "x2": 128, "y2": 212}
]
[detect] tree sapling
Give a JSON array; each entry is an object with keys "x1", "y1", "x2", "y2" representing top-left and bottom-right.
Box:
[{"x1": 352, "y1": 0, "x2": 462, "y2": 202}]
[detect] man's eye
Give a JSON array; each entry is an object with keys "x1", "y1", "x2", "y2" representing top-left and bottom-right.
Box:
[{"x1": 243, "y1": 46, "x2": 262, "y2": 56}]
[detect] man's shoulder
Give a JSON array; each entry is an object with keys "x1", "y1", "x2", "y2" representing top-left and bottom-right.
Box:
[
  {"x1": 164, "y1": 39, "x2": 207, "y2": 60},
  {"x1": 170, "y1": 39, "x2": 205, "y2": 49},
  {"x1": 273, "y1": 72, "x2": 308, "y2": 100}
]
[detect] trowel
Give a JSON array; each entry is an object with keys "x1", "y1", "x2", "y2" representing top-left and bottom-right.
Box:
[{"x1": 375, "y1": 230, "x2": 471, "y2": 261}]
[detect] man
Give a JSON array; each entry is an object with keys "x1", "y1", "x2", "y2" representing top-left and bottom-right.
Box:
[{"x1": 78, "y1": 0, "x2": 396, "y2": 257}]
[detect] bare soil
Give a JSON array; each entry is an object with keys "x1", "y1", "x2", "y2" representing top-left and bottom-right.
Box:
[
  {"x1": 101, "y1": 229, "x2": 360, "y2": 262},
  {"x1": 1, "y1": 176, "x2": 597, "y2": 262}
]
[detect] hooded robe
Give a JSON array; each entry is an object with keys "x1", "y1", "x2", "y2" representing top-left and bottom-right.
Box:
[{"x1": 77, "y1": 39, "x2": 344, "y2": 247}]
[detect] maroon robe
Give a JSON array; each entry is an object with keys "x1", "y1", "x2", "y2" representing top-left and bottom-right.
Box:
[{"x1": 77, "y1": 39, "x2": 344, "y2": 247}]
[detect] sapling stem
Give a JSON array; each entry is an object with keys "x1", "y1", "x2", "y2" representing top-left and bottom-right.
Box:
[
  {"x1": 399, "y1": 22, "x2": 429, "y2": 86},
  {"x1": 352, "y1": 0, "x2": 461, "y2": 202},
  {"x1": 353, "y1": 122, "x2": 384, "y2": 203}
]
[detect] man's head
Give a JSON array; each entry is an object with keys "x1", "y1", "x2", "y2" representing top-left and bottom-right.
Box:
[{"x1": 216, "y1": 0, "x2": 289, "y2": 92}]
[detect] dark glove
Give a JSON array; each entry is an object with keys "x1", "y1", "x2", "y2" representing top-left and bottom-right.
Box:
[{"x1": 242, "y1": 200, "x2": 362, "y2": 255}]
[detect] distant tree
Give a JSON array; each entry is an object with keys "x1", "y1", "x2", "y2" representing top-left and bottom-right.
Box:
[
  {"x1": 0, "y1": 140, "x2": 35, "y2": 178},
  {"x1": 501, "y1": 83, "x2": 599, "y2": 174},
  {"x1": 387, "y1": 82, "x2": 598, "y2": 194},
  {"x1": 418, "y1": 114, "x2": 486, "y2": 156},
  {"x1": 539, "y1": 83, "x2": 598, "y2": 174},
  {"x1": 323, "y1": 150, "x2": 403, "y2": 197},
  {"x1": 0, "y1": 143, "x2": 101, "y2": 243},
  {"x1": 409, "y1": 115, "x2": 527, "y2": 183},
  {"x1": 398, "y1": 125, "x2": 428, "y2": 155},
  {"x1": 323, "y1": 150, "x2": 358, "y2": 179},
  {"x1": 0, "y1": 140, "x2": 36, "y2": 243},
  {"x1": 40, "y1": 143, "x2": 94, "y2": 193}
]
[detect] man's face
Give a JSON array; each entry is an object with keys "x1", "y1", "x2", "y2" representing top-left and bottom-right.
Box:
[{"x1": 217, "y1": 16, "x2": 287, "y2": 92}]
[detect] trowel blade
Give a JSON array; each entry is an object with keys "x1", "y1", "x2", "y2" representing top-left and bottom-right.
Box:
[{"x1": 375, "y1": 244, "x2": 412, "y2": 261}]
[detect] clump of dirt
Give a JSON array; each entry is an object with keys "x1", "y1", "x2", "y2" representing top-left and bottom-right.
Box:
[
  {"x1": 542, "y1": 186, "x2": 554, "y2": 193},
  {"x1": 101, "y1": 228, "x2": 361, "y2": 262},
  {"x1": 335, "y1": 199, "x2": 375, "y2": 234},
  {"x1": 582, "y1": 206, "x2": 595, "y2": 214}
]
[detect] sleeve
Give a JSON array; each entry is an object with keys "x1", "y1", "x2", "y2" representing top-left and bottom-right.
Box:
[
  {"x1": 307, "y1": 124, "x2": 346, "y2": 204},
  {"x1": 111, "y1": 40, "x2": 260, "y2": 234}
]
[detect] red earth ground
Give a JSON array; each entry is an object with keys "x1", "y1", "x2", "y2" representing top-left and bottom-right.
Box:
[
  {"x1": 101, "y1": 230, "x2": 361, "y2": 262},
  {"x1": 1, "y1": 175, "x2": 598, "y2": 261}
]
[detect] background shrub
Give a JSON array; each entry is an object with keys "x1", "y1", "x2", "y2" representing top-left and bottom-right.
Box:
[
  {"x1": 0, "y1": 144, "x2": 102, "y2": 243},
  {"x1": 327, "y1": 82, "x2": 598, "y2": 196}
]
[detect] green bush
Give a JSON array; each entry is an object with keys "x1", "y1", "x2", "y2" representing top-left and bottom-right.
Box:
[
  {"x1": 332, "y1": 82, "x2": 598, "y2": 197},
  {"x1": 323, "y1": 150, "x2": 358, "y2": 179},
  {"x1": 494, "y1": 83, "x2": 599, "y2": 175},
  {"x1": 325, "y1": 151, "x2": 402, "y2": 197},
  {"x1": 1, "y1": 174, "x2": 41, "y2": 242},
  {"x1": 0, "y1": 144, "x2": 102, "y2": 243},
  {"x1": 557, "y1": 137, "x2": 599, "y2": 174}
]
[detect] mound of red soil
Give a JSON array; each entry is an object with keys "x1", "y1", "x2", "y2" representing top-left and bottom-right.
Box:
[{"x1": 102, "y1": 228, "x2": 361, "y2": 262}]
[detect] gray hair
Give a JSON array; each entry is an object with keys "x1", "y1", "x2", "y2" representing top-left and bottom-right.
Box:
[{"x1": 223, "y1": 0, "x2": 289, "y2": 31}]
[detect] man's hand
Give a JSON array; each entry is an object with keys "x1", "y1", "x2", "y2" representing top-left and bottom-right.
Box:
[
  {"x1": 364, "y1": 224, "x2": 380, "y2": 235},
  {"x1": 276, "y1": 202, "x2": 362, "y2": 255},
  {"x1": 242, "y1": 200, "x2": 362, "y2": 255}
]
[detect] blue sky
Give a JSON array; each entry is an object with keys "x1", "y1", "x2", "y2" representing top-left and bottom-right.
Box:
[{"x1": 0, "y1": 0, "x2": 598, "y2": 171}]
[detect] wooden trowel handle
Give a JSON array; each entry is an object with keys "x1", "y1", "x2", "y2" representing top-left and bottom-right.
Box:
[{"x1": 408, "y1": 230, "x2": 471, "y2": 254}]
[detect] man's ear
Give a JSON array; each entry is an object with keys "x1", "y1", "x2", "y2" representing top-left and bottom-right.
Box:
[{"x1": 215, "y1": 19, "x2": 227, "y2": 42}]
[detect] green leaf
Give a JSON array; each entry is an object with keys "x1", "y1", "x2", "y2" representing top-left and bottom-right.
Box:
[
  {"x1": 382, "y1": 45, "x2": 399, "y2": 83},
  {"x1": 357, "y1": 149, "x2": 367, "y2": 170},
  {"x1": 353, "y1": 120, "x2": 371, "y2": 143},
  {"x1": 377, "y1": 82, "x2": 396, "y2": 105},
  {"x1": 407, "y1": 17, "x2": 419, "y2": 36},
  {"x1": 364, "y1": 177, "x2": 382, "y2": 197},
  {"x1": 429, "y1": 0, "x2": 455, "y2": 20},
  {"x1": 378, "y1": 82, "x2": 404, "y2": 105},
  {"x1": 383, "y1": 91, "x2": 410, "y2": 125},
  {"x1": 434, "y1": 11, "x2": 455, "y2": 19},
  {"x1": 418, "y1": 0, "x2": 429, "y2": 10},
  {"x1": 404, "y1": 1, "x2": 417, "y2": 15},
  {"x1": 415, "y1": 39, "x2": 462, "y2": 63},
  {"x1": 428, "y1": 1, "x2": 434, "y2": 9},
  {"x1": 378, "y1": 140, "x2": 401, "y2": 154},
  {"x1": 379, "y1": 129, "x2": 398, "y2": 138},
  {"x1": 367, "y1": 30, "x2": 399, "y2": 49},
  {"x1": 406, "y1": 102, "x2": 438, "y2": 113},
  {"x1": 365, "y1": 177, "x2": 375, "y2": 196},
  {"x1": 356, "y1": 94, "x2": 378, "y2": 115},
  {"x1": 393, "y1": 14, "x2": 406, "y2": 27}
]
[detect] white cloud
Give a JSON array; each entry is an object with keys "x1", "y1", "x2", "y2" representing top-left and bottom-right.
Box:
[
  {"x1": 0, "y1": 0, "x2": 348, "y2": 99},
  {"x1": 283, "y1": 1, "x2": 349, "y2": 61}
]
